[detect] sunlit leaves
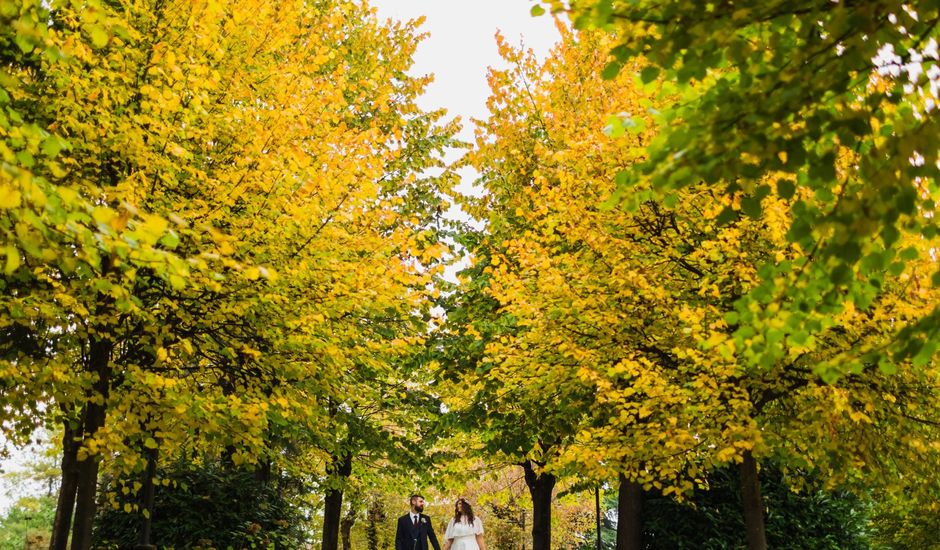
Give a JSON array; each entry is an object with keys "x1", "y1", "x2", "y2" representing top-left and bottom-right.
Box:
[
  {"x1": 547, "y1": 0, "x2": 940, "y2": 377},
  {"x1": 465, "y1": 17, "x2": 940, "y2": 521},
  {"x1": 0, "y1": 0, "x2": 456, "y2": 514}
]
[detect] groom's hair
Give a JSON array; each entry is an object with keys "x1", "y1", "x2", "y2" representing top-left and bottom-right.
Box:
[{"x1": 410, "y1": 494, "x2": 424, "y2": 504}]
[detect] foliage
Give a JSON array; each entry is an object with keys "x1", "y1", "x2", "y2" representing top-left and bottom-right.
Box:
[
  {"x1": 478, "y1": 1, "x2": 940, "y2": 487},
  {"x1": 0, "y1": 0, "x2": 222, "y2": 452},
  {"x1": 868, "y1": 490, "x2": 940, "y2": 550},
  {"x1": 1, "y1": 1, "x2": 456, "y2": 546},
  {"x1": 537, "y1": 0, "x2": 940, "y2": 381},
  {"x1": 0, "y1": 495, "x2": 55, "y2": 550},
  {"x1": 462, "y1": 24, "x2": 751, "y2": 492},
  {"x1": 459, "y1": 16, "x2": 940, "y2": 550},
  {"x1": 640, "y1": 466, "x2": 871, "y2": 550},
  {"x1": 93, "y1": 460, "x2": 307, "y2": 549}
]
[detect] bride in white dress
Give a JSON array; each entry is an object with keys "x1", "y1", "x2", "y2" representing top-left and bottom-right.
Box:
[{"x1": 442, "y1": 498, "x2": 486, "y2": 550}]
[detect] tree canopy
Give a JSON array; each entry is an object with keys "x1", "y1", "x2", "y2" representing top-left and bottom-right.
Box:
[{"x1": 538, "y1": 0, "x2": 940, "y2": 381}]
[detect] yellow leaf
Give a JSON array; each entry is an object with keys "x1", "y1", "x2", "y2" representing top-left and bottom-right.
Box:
[
  {"x1": 167, "y1": 142, "x2": 188, "y2": 157},
  {"x1": 0, "y1": 186, "x2": 21, "y2": 209},
  {"x1": 4, "y1": 245, "x2": 20, "y2": 274}
]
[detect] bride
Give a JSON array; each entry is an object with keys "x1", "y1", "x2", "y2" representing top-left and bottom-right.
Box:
[{"x1": 442, "y1": 498, "x2": 486, "y2": 550}]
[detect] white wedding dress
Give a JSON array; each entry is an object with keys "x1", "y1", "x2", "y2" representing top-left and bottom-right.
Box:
[{"x1": 444, "y1": 517, "x2": 484, "y2": 550}]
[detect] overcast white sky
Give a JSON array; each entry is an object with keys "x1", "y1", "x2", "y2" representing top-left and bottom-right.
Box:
[
  {"x1": 372, "y1": 0, "x2": 561, "y2": 220},
  {"x1": 371, "y1": 0, "x2": 560, "y2": 136}
]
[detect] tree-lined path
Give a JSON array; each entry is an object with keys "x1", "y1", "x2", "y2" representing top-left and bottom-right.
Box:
[{"x1": 1, "y1": 1, "x2": 938, "y2": 549}]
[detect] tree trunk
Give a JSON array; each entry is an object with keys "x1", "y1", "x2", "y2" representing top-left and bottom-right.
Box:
[
  {"x1": 595, "y1": 487, "x2": 601, "y2": 550},
  {"x1": 254, "y1": 458, "x2": 272, "y2": 484},
  {"x1": 616, "y1": 474, "x2": 642, "y2": 550},
  {"x1": 366, "y1": 494, "x2": 386, "y2": 550},
  {"x1": 135, "y1": 445, "x2": 158, "y2": 550},
  {"x1": 340, "y1": 493, "x2": 359, "y2": 550},
  {"x1": 320, "y1": 453, "x2": 353, "y2": 550},
  {"x1": 50, "y1": 419, "x2": 80, "y2": 550},
  {"x1": 522, "y1": 460, "x2": 555, "y2": 550},
  {"x1": 69, "y1": 336, "x2": 113, "y2": 550},
  {"x1": 739, "y1": 451, "x2": 768, "y2": 550},
  {"x1": 340, "y1": 514, "x2": 354, "y2": 550}
]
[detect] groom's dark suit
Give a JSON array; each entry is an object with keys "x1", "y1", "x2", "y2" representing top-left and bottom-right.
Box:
[{"x1": 395, "y1": 513, "x2": 441, "y2": 550}]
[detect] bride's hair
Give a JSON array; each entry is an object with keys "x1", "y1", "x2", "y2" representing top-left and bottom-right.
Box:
[{"x1": 453, "y1": 497, "x2": 475, "y2": 525}]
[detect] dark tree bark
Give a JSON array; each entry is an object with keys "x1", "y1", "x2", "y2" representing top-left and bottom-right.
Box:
[
  {"x1": 254, "y1": 458, "x2": 272, "y2": 483},
  {"x1": 340, "y1": 507, "x2": 356, "y2": 550},
  {"x1": 50, "y1": 419, "x2": 80, "y2": 550},
  {"x1": 739, "y1": 451, "x2": 768, "y2": 550},
  {"x1": 522, "y1": 460, "x2": 555, "y2": 550},
  {"x1": 69, "y1": 336, "x2": 114, "y2": 550},
  {"x1": 366, "y1": 494, "x2": 386, "y2": 550},
  {"x1": 616, "y1": 474, "x2": 643, "y2": 550},
  {"x1": 320, "y1": 453, "x2": 353, "y2": 550},
  {"x1": 135, "y1": 445, "x2": 158, "y2": 550}
]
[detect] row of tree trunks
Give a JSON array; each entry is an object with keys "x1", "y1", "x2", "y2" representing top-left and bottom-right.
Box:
[{"x1": 614, "y1": 453, "x2": 767, "y2": 550}]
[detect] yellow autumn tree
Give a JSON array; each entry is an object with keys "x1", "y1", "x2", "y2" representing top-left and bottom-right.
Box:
[
  {"x1": 1, "y1": 1, "x2": 457, "y2": 549},
  {"x1": 463, "y1": 22, "x2": 940, "y2": 550}
]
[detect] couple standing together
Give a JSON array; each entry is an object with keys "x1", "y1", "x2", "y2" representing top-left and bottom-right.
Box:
[{"x1": 395, "y1": 494, "x2": 487, "y2": 550}]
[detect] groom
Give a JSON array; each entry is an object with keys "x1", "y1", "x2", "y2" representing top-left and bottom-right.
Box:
[{"x1": 395, "y1": 494, "x2": 442, "y2": 550}]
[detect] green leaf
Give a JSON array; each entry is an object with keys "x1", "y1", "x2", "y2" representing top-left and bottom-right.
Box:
[
  {"x1": 787, "y1": 219, "x2": 812, "y2": 243},
  {"x1": 788, "y1": 331, "x2": 809, "y2": 346},
  {"x1": 776, "y1": 179, "x2": 796, "y2": 200},
  {"x1": 835, "y1": 241, "x2": 861, "y2": 264},
  {"x1": 877, "y1": 359, "x2": 897, "y2": 375},
  {"x1": 42, "y1": 136, "x2": 68, "y2": 158},
  {"x1": 85, "y1": 24, "x2": 110, "y2": 49},
  {"x1": 4, "y1": 245, "x2": 20, "y2": 274},
  {"x1": 604, "y1": 115, "x2": 625, "y2": 138},
  {"x1": 15, "y1": 150, "x2": 35, "y2": 168},
  {"x1": 740, "y1": 196, "x2": 762, "y2": 219},
  {"x1": 530, "y1": 5, "x2": 546, "y2": 16},
  {"x1": 14, "y1": 35, "x2": 33, "y2": 53},
  {"x1": 716, "y1": 206, "x2": 738, "y2": 226},
  {"x1": 829, "y1": 264, "x2": 851, "y2": 285},
  {"x1": 640, "y1": 66, "x2": 660, "y2": 84},
  {"x1": 601, "y1": 61, "x2": 621, "y2": 80},
  {"x1": 899, "y1": 246, "x2": 918, "y2": 262},
  {"x1": 159, "y1": 230, "x2": 181, "y2": 249},
  {"x1": 881, "y1": 224, "x2": 900, "y2": 246}
]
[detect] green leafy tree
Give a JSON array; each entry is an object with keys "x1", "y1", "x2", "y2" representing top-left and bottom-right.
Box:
[
  {"x1": 93, "y1": 460, "x2": 307, "y2": 549},
  {"x1": 0, "y1": 496, "x2": 56, "y2": 550},
  {"x1": 640, "y1": 466, "x2": 871, "y2": 550},
  {"x1": 537, "y1": 0, "x2": 940, "y2": 380}
]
